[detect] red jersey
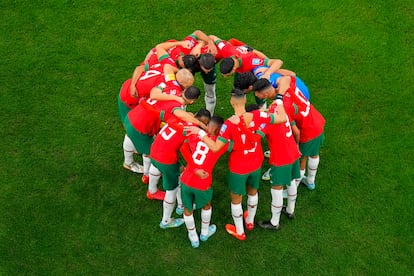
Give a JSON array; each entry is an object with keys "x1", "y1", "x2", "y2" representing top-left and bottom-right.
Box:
[
  {"x1": 167, "y1": 34, "x2": 198, "y2": 60},
  {"x1": 260, "y1": 101, "x2": 301, "y2": 166},
  {"x1": 284, "y1": 77, "x2": 326, "y2": 142},
  {"x1": 150, "y1": 118, "x2": 194, "y2": 164},
  {"x1": 119, "y1": 78, "x2": 139, "y2": 109},
  {"x1": 135, "y1": 56, "x2": 177, "y2": 99},
  {"x1": 236, "y1": 52, "x2": 269, "y2": 73},
  {"x1": 180, "y1": 134, "x2": 227, "y2": 191},
  {"x1": 214, "y1": 40, "x2": 238, "y2": 61},
  {"x1": 218, "y1": 110, "x2": 273, "y2": 174},
  {"x1": 127, "y1": 97, "x2": 184, "y2": 137}
]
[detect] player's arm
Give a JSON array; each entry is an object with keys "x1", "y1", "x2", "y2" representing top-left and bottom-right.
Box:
[
  {"x1": 190, "y1": 41, "x2": 205, "y2": 57},
  {"x1": 252, "y1": 49, "x2": 268, "y2": 59},
  {"x1": 193, "y1": 30, "x2": 216, "y2": 55},
  {"x1": 150, "y1": 64, "x2": 183, "y2": 103},
  {"x1": 275, "y1": 76, "x2": 291, "y2": 95},
  {"x1": 275, "y1": 68, "x2": 296, "y2": 76},
  {"x1": 183, "y1": 126, "x2": 226, "y2": 152},
  {"x1": 150, "y1": 86, "x2": 185, "y2": 104},
  {"x1": 130, "y1": 65, "x2": 145, "y2": 97},
  {"x1": 173, "y1": 109, "x2": 208, "y2": 130},
  {"x1": 261, "y1": 58, "x2": 283, "y2": 79},
  {"x1": 155, "y1": 40, "x2": 191, "y2": 60},
  {"x1": 200, "y1": 134, "x2": 227, "y2": 153}
]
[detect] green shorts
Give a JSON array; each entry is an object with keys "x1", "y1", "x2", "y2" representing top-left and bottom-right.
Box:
[
  {"x1": 118, "y1": 94, "x2": 131, "y2": 122},
  {"x1": 180, "y1": 182, "x2": 213, "y2": 212},
  {"x1": 300, "y1": 133, "x2": 325, "y2": 157},
  {"x1": 201, "y1": 66, "x2": 217, "y2": 84},
  {"x1": 151, "y1": 159, "x2": 180, "y2": 191},
  {"x1": 227, "y1": 168, "x2": 261, "y2": 195},
  {"x1": 124, "y1": 117, "x2": 154, "y2": 155},
  {"x1": 270, "y1": 159, "x2": 301, "y2": 187}
]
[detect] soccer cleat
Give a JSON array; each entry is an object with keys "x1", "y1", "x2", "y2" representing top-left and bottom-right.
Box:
[
  {"x1": 262, "y1": 168, "x2": 271, "y2": 181},
  {"x1": 243, "y1": 211, "x2": 254, "y2": 231},
  {"x1": 301, "y1": 178, "x2": 315, "y2": 190},
  {"x1": 225, "y1": 224, "x2": 246, "y2": 241},
  {"x1": 141, "y1": 174, "x2": 149, "y2": 184},
  {"x1": 282, "y1": 189, "x2": 288, "y2": 199},
  {"x1": 175, "y1": 206, "x2": 184, "y2": 216},
  {"x1": 258, "y1": 220, "x2": 281, "y2": 230},
  {"x1": 188, "y1": 234, "x2": 200, "y2": 248},
  {"x1": 200, "y1": 224, "x2": 217, "y2": 242},
  {"x1": 146, "y1": 190, "x2": 165, "y2": 201},
  {"x1": 159, "y1": 218, "x2": 184, "y2": 229},
  {"x1": 123, "y1": 162, "x2": 144, "y2": 174},
  {"x1": 264, "y1": 150, "x2": 271, "y2": 158},
  {"x1": 282, "y1": 207, "x2": 295, "y2": 220}
]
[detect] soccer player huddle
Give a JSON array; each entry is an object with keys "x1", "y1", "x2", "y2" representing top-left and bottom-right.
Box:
[{"x1": 117, "y1": 30, "x2": 326, "y2": 248}]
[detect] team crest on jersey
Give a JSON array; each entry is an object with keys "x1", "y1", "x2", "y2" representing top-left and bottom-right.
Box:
[
  {"x1": 172, "y1": 80, "x2": 179, "y2": 86},
  {"x1": 252, "y1": 58, "x2": 261, "y2": 65},
  {"x1": 260, "y1": 123, "x2": 266, "y2": 129}
]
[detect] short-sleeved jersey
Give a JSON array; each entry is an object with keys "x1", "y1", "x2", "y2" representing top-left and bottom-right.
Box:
[
  {"x1": 180, "y1": 134, "x2": 227, "y2": 191},
  {"x1": 127, "y1": 98, "x2": 184, "y2": 137},
  {"x1": 274, "y1": 76, "x2": 325, "y2": 142},
  {"x1": 167, "y1": 34, "x2": 198, "y2": 60},
  {"x1": 135, "y1": 56, "x2": 177, "y2": 99},
  {"x1": 150, "y1": 118, "x2": 193, "y2": 164},
  {"x1": 236, "y1": 53, "x2": 269, "y2": 73},
  {"x1": 214, "y1": 40, "x2": 238, "y2": 61},
  {"x1": 259, "y1": 101, "x2": 301, "y2": 166},
  {"x1": 119, "y1": 78, "x2": 140, "y2": 109},
  {"x1": 218, "y1": 110, "x2": 273, "y2": 174},
  {"x1": 252, "y1": 66, "x2": 310, "y2": 100}
]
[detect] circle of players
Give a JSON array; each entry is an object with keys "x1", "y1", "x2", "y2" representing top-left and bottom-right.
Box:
[{"x1": 118, "y1": 30, "x2": 326, "y2": 248}]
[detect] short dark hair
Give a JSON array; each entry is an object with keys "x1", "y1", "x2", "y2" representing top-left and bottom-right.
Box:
[
  {"x1": 245, "y1": 103, "x2": 261, "y2": 112},
  {"x1": 195, "y1": 108, "x2": 211, "y2": 120},
  {"x1": 252, "y1": 78, "x2": 272, "y2": 92},
  {"x1": 234, "y1": 72, "x2": 258, "y2": 90},
  {"x1": 199, "y1": 54, "x2": 215, "y2": 70},
  {"x1": 182, "y1": 55, "x2": 197, "y2": 74},
  {"x1": 183, "y1": 86, "x2": 201, "y2": 100},
  {"x1": 210, "y1": 115, "x2": 224, "y2": 126},
  {"x1": 230, "y1": 87, "x2": 245, "y2": 99},
  {"x1": 219, "y1": 58, "x2": 235, "y2": 74}
]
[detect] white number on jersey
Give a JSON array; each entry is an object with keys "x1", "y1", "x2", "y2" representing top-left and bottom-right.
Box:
[
  {"x1": 285, "y1": 115, "x2": 293, "y2": 138},
  {"x1": 139, "y1": 69, "x2": 162, "y2": 81},
  {"x1": 294, "y1": 87, "x2": 311, "y2": 117},
  {"x1": 192, "y1": 141, "x2": 209, "y2": 165},
  {"x1": 159, "y1": 124, "x2": 177, "y2": 141}
]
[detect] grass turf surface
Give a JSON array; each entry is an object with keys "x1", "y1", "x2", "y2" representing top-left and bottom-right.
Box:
[{"x1": 1, "y1": 0, "x2": 413, "y2": 274}]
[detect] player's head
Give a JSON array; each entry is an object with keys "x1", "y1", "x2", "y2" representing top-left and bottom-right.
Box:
[
  {"x1": 182, "y1": 86, "x2": 201, "y2": 105},
  {"x1": 230, "y1": 88, "x2": 247, "y2": 107},
  {"x1": 220, "y1": 57, "x2": 236, "y2": 77},
  {"x1": 234, "y1": 72, "x2": 258, "y2": 93},
  {"x1": 176, "y1": 68, "x2": 194, "y2": 89},
  {"x1": 181, "y1": 55, "x2": 198, "y2": 74},
  {"x1": 253, "y1": 78, "x2": 274, "y2": 100},
  {"x1": 195, "y1": 108, "x2": 211, "y2": 125},
  {"x1": 245, "y1": 103, "x2": 261, "y2": 112},
  {"x1": 207, "y1": 115, "x2": 224, "y2": 135},
  {"x1": 198, "y1": 53, "x2": 215, "y2": 74}
]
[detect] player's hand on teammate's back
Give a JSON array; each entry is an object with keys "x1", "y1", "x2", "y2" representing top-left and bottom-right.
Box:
[{"x1": 194, "y1": 169, "x2": 209, "y2": 179}]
